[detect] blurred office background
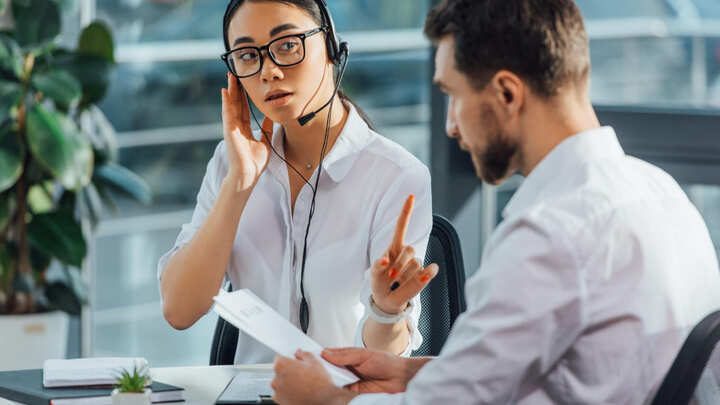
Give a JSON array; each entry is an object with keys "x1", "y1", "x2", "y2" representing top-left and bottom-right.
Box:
[{"x1": 58, "y1": 0, "x2": 720, "y2": 366}]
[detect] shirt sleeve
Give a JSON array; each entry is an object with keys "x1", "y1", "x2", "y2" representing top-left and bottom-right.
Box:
[
  {"x1": 156, "y1": 141, "x2": 228, "y2": 302},
  {"x1": 353, "y1": 162, "x2": 433, "y2": 355},
  {"x1": 350, "y1": 212, "x2": 586, "y2": 404}
]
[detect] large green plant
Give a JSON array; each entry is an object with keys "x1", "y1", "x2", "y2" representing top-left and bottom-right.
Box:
[{"x1": 0, "y1": 0, "x2": 151, "y2": 315}]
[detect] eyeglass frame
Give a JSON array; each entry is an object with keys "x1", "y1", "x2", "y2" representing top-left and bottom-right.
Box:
[{"x1": 221, "y1": 27, "x2": 327, "y2": 79}]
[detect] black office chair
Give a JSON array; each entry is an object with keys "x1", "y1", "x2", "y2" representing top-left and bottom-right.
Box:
[
  {"x1": 209, "y1": 214, "x2": 468, "y2": 365},
  {"x1": 649, "y1": 310, "x2": 720, "y2": 405},
  {"x1": 411, "y1": 214, "x2": 467, "y2": 356}
]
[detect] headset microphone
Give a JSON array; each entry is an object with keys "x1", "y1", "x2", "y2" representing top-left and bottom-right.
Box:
[{"x1": 297, "y1": 42, "x2": 349, "y2": 126}]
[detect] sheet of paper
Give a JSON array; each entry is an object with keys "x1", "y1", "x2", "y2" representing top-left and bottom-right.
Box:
[{"x1": 212, "y1": 289, "x2": 359, "y2": 387}]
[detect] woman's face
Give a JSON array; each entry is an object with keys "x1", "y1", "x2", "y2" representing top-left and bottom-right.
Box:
[{"x1": 227, "y1": 1, "x2": 334, "y2": 124}]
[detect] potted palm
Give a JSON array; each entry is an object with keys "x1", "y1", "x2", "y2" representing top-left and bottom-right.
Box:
[
  {"x1": 0, "y1": 0, "x2": 151, "y2": 370},
  {"x1": 112, "y1": 367, "x2": 152, "y2": 405}
]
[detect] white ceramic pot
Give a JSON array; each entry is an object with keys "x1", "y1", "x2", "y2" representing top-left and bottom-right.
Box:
[
  {"x1": 0, "y1": 311, "x2": 69, "y2": 371},
  {"x1": 111, "y1": 388, "x2": 152, "y2": 405}
]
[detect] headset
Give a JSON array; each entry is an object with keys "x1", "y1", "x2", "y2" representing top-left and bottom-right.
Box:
[{"x1": 222, "y1": 0, "x2": 349, "y2": 333}]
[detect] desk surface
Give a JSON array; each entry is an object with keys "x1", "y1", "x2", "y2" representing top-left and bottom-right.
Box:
[{"x1": 0, "y1": 364, "x2": 275, "y2": 405}]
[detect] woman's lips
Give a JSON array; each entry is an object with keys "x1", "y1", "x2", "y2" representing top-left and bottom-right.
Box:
[{"x1": 266, "y1": 93, "x2": 293, "y2": 107}]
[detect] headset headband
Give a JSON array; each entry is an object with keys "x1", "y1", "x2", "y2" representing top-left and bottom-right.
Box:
[{"x1": 223, "y1": 0, "x2": 345, "y2": 65}]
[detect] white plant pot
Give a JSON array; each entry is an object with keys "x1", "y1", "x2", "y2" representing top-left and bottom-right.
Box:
[
  {"x1": 0, "y1": 311, "x2": 69, "y2": 371},
  {"x1": 111, "y1": 388, "x2": 152, "y2": 405}
]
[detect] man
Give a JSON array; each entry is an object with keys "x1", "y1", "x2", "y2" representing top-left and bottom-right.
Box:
[{"x1": 271, "y1": 0, "x2": 720, "y2": 403}]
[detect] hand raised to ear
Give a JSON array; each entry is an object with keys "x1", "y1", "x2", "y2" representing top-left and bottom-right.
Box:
[{"x1": 221, "y1": 72, "x2": 272, "y2": 192}]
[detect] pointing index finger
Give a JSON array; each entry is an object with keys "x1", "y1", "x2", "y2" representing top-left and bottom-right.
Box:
[{"x1": 389, "y1": 194, "x2": 414, "y2": 257}]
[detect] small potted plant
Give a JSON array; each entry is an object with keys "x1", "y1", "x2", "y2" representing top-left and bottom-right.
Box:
[{"x1": 111, "y1": 367, "x2": 152, "y2": 405}]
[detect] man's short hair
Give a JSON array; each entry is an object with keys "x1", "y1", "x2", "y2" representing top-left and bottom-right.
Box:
[{"x1": 424, "y1": 0, "x2": 590, "y2": 98}]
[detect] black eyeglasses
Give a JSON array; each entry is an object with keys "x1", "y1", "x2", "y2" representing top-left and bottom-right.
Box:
[{"x1": 221, "y1": 27, "x2": 326, "y2": 78}]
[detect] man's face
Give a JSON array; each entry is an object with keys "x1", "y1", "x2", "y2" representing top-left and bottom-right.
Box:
[{"x1": 433, "y1": 36, "x2": 519, "y2": 185}]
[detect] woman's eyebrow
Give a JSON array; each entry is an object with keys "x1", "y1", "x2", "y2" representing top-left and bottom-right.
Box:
[{"x1": 232, "y1": 23, "x2": 301, "y2": 47}]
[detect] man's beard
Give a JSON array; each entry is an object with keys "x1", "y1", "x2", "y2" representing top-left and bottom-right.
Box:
[{"x1": 473, "y1": 105, "x2": 518, "y2": 185}]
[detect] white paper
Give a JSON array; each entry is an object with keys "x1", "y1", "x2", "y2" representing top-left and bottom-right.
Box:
[
  {"x1": 43, "y1": 357, "x2": 151, "y2": 388},
  {"x1": 212, "y1": 289, "x2": 359, "y2": 387}
]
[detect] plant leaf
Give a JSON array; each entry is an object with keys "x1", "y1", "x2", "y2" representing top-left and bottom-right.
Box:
[
  {"x1": 0, "y1": 124, "x2": 24, "y2": 192},
  {"x1": 26, "y1": 104, "x2": 93, "y2": 190},
  {"x1": 12, "y1": 0, "x2": 61, "y2": 50},
  {"x1": 44, "y1": 281, "x2": 81, "y2": 315},
  {"x1": 78, "y1": 21, "x2": 114, "y2": 63},
  {"x1": 0, "y1": 35, "x2": 23, "y2": 78},
  {"x1": 55, "y1": 53, "x2": 112, "y2": 107},
  {"x1": 27, "y1": 182, "x2": 54, "y2": 213},
  {"x1": 31, "y1": 69, "x2": 81, "y2": 110},
  {"x1": 0, "y1": 80, "x2": 21, "y2": 123},
  {"x1": 94, "y1": 163, "x2": 151, "y2": 205},
  {"x1": 0, "y1": 243, "x2": 10, "y2": 288},
  {"x1": 27, "y1": 209, "x2": 86, "y2": 267},
  {"x1": 29, "y1": 244, "x2": 50, "y2": 275},
  {"x1": 0, "y1": 191, "x2": 11, "y2": 231}
]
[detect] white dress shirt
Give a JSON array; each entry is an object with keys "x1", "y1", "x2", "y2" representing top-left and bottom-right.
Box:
[
  {"x1": 351, "y1": 126, "x2": 720, "y2": 404},
  {"x1": 157, "y1": 104, "x2": 431, "y2": 364}
]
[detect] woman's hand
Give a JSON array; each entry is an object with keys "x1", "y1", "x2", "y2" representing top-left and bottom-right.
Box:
[
  {"x1": 370, "y1": 195, "x2": 439, "y2": 315},
  {"x1": 221, "y1": 72, "x2": 272, "y2": 192}
]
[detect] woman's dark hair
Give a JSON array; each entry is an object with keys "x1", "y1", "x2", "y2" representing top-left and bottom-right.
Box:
[
  {"x1": 223, "y1": 0, "x2": 376, "y2": 130},
  {"x1": 424, "y1": 0, "x2": 590, "y2": 98}
]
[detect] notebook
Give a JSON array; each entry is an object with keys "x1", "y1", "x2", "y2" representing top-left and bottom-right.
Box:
[
  {"x1": 215, "y1": 371, "x2": 276, "y2": 404},
  {"x1": 0, "y1": 369, "x2": 184, "y2": 405},
  {"x1": 43, "y1": 358, "x2": 150, "y2": 388}
]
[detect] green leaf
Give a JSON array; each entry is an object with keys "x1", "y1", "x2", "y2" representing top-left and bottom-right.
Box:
[
  {"x1": 27, "y1": 182, "x2": 54, "y2": 213},
  {"x1": 94, "y1": 163, "x2": 151, "y2": 205},
  {"x1": 11, "y1": 0, "x2": 29, "y2": 7},
  {"x1": 93, "y1": 181, "x2": 117, "y2": 212},
  {"x1": 0, "y1": 80, "x2": 21, "y2": 123},
  {"x1": 0, "y1": 243, "x2": 10, "y2": 288},
  {"x1": 27, "y1": 209, "x2": 86, "y2": 267},
  {"x1": 0, "y1": 0, "x2": 6, "y2": 15},
  {"x1": 26, "y1": 104, "x2": 93, "y2": 190},
  {"x1": 78, "y1": 21, "x2": 114, "y2": 63},
  {"x1": 0, "y1": 192, "x2": 11, "y2": 230},
  {"x1": 12, "y1": 0, "x2": 61, "y2": 50},
  {"x1": 29, "y1": 244, "x2": 50, "y2": 275},
  {"x1": 0, "y1": 35, "x2": 23, "y2": 79},
  {"x1": 0, "y1": 124, "x2": 24, "y2": 192},
  {"x1": 55, "y1": 53, "x2": 112, "y2": 107},
  {"x1": 45, "y1": 281, "x2": 81, "y2": 315},
  {"x1": 31, "y1": 69, "x2": 81, "y2": 110}
]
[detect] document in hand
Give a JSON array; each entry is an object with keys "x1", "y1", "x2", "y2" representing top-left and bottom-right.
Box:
[{"x1": 212, "y1": 289, "x2": 359, "y2": 387}]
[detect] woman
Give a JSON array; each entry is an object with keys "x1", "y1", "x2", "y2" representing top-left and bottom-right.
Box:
[{"x1": 157, "y1": 0, "x2": 438, "y2": 364}]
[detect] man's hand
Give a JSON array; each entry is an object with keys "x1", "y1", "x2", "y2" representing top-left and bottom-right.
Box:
[
  {"x1": 322, "y1": 347, "x2": 423, "y2": 394},
  {"x1": 272, "y1": 350, "x2": 357, "y2": 405}
]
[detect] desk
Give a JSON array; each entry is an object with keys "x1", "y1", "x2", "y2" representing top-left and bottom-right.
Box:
[{"x1": 0, "y1": 364, "x2": 274, "y2": 405}]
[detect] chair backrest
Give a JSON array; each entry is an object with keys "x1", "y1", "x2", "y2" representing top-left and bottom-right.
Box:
[
  {"x1": 411, "y1": 214, "x2": 467, "y2": 356},
  {"x1": 209, "y1": 214, "x2": 468, "y2": 365},
  {"x1": 210, "y1": 283, "x2": 238, "y2": 366},
  {"x1": 650, "y1": 310, "x2": 720, "y2": 405}
]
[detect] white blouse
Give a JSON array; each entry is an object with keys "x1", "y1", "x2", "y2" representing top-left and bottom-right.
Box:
[{"x1": 157, "y1": 104, "x2": 432, "y2": 364}]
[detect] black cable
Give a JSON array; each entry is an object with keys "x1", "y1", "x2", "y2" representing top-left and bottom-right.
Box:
[{"x1": 245, "y1": 46, "x2": 349, "y2": 333}]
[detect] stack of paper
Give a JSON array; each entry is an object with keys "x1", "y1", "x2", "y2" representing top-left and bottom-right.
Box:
[
  {"x1": 212, "y1": 289, "x2": 359, "y2": 387},
  {"x1": 43, "y1": 358, "x2": 151, "y2": 388}
]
